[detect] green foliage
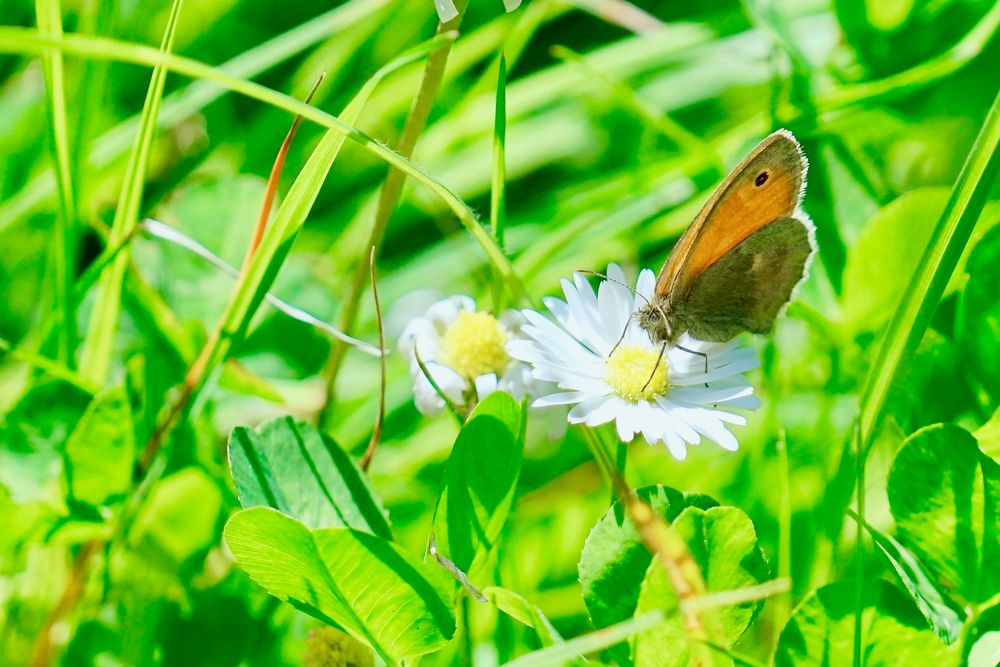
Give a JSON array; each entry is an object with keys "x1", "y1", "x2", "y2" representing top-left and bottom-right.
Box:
[
  {"x1": 224, "y1": 507, "x2": 455, "y2": 665},
  {"x1": 887, "y1": 424, "x2": 1000, "y2": 605},
  {"x1": 859, "y1": 517, "x2": 963, "y2": 643},
  {"x1": 485, "y1": 586, "x2": 565, "y2": 648},
  {"x1": 131, "y1": 467, "x2": 222, "y2": 565},
  {"x1": 633, "y1": 506, "x2": 769, "y2": 667},
  {"x1": 775, "y1": 580, "x2": 961, "y2": 667}
]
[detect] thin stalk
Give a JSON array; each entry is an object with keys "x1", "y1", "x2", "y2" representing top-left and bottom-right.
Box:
[
  {"x1": 360, "y1": 248, "x2": 386, "y2": 471},
  {"x1": 775, "y1": 430, "x2": 792, "y2": 643},
  {"x1": 35, "y1": 0, "x2": 77, "y2": 366},
  {"x1": 317, "y1": 0, "x2": 472, "y2": 429},
  {"x1": 27, "y1": 541, "x2": 100, "y2": 667},
  {"x1": 853, "y1": 427, "x2": 865, "y2": 667},
  {"x1": 414, "y1": 348, "x2": 465, "y2": 426},
  {"x1": 505, "y1": 611, "x2": 666, "y2": 667},
  {"x1": 491, "y1": 52, "x2": 507, "y2": 251},
  {"x1": 614, "y1": 440, "x2": 628, "y2": 506},
  {"x1": 490, "y1": 51, "x2": 508, "y2": 312},
  {"x1": 240, "y1": 73, "x2": 326, "y2": 271}
]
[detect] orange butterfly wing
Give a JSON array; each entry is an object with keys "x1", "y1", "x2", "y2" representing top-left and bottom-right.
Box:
[{"x1": 655, "y1": 130, "x2": 807, "y2": 302}]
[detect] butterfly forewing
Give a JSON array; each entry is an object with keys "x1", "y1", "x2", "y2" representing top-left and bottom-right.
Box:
[{"x1": 655, "y1": 130, "x2": 807, "y2": 303}]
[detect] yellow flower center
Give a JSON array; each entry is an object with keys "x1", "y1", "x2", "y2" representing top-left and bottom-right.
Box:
[
  {"x1": 441, "y1": 310, "x2": 510, "y2": 379},
  {"x1": 605, "y1": 344, "x2": 669, "y2": 402}
]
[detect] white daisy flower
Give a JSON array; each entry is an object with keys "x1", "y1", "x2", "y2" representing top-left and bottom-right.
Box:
[
  {"x1": 398, "y1": 295, "x2": 532, "y2": 417},
  {"x1": 507, "y1": 264, "x2": 761, "y2": 459}
]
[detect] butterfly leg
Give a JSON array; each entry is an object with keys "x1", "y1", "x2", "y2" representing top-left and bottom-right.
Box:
[
  {"x1": 675, "y1": 344, "x2": 710, "y2": 386},
  {"x1": 642, "y1": 341, "x2": 669, "y2": 393}
]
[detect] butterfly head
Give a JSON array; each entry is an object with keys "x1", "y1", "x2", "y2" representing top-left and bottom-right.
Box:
[{"x1": 636, "y1": 296, "x2": 676, "y2": 345}]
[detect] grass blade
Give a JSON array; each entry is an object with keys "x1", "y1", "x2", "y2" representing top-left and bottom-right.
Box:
[
  {"x1": 35, "y1": 0, "x2": 77, "y2": 366},
  {"x1": 857, "y1": 88, "x2": 1000, "y2": 448},
  {"x1": 503, "y1": 611, "x2": 664, "y2": 667},
  {"x1": 491, "y1": 52, "x2": 507, "y2": 251},
  {"x1": 77, "y1": 0, "x2": 184, "y2": 384}
]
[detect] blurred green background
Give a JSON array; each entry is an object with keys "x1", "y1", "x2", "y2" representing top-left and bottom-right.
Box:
[{"x1": 1, "y1": 0, "x2": 999, "y2": 664}]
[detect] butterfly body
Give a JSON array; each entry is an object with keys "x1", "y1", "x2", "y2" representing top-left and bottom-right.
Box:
[{"x1": 637, "y1": 129, "x2": 815, "y2": 345}]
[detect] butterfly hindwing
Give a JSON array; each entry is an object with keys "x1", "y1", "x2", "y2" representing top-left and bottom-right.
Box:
[{"x1": 670, "y1": 216, "x2": 814, "y2": 342}]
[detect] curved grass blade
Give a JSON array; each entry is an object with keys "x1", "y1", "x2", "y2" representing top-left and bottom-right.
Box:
[
  {"x1": 857, "y1": 88, "x2": 1000, "y2": 449},
  {"x1": 0, "y1": 26, "x2": 526, "y2": 304}
]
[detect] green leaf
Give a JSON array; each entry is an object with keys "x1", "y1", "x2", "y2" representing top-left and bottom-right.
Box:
[
  {"x1": 631, "y1": 559, "x2": 692, "y2": 667},
  {"x1": 855, "y1": 513, "x2": 963, "y2": 643},
  {"x1": 63, "y1": 386, "x2": 135, "y2": 507},
  {"x1": 484, "y1": 586, "x2": 564, "y2": 648},
  {"x1": 227, "y1": 416, "x2": 390, "y2": 537},
  {"x1": 578, "y1": 485, "x2": 719, "y2": 666},
  {"x1": 969, "y1": 631, "x2": 1000, "y2": 667},
  {"x1": 432, "y1": 391, "x2": 523, "y2": 580},
  {"x1": 887, "y1": 423, "x2": 1000, "y2": 604},
  {"x1": 775, "y1": 580, "x2": 961, "y2": 667},
  {"x1": 130, "y1": 468, "x2": 222, "y2": 565},
  {"x1": 224, "y1": 506, "x2": 455, "y2": 665},
  {"x1": 632, "y1": 506, "x2": 768, "y2": 667}
]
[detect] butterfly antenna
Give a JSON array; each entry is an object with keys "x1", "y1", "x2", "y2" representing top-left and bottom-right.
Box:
[{"x1": 578, "y1": 269, "x2": 653, "y2": 307}]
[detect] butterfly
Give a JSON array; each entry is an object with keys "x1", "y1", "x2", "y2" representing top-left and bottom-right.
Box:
[{"x1": 636, "y1": 129, "x2": 816, "y2": 347}]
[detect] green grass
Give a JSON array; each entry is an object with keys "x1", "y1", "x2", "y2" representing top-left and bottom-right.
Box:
[{"x1": 2, "y1": 1, "x2": 1000, "y2": 665}]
